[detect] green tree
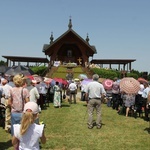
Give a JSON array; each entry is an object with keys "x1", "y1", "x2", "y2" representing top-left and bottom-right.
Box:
[{"x1": 0, "y1": 60, "x2": 7, "y2": 66}]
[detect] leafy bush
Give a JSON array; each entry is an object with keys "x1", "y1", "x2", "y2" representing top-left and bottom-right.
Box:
[
  {"x1": 127, "y1": 73, "x2": 138, "y2": 79},
  {"x1": 0, "y1": 60, "x2": 7, "y2": 66},
  {"x1": 30, "y1": 65, "x2": 150, "y2": 81},
  {"x1": 30, "y1": 66, "x2": 47, "y2": 76},
  {"x1": 91, "y1": 68, "x2": 119, "y2": 79}
]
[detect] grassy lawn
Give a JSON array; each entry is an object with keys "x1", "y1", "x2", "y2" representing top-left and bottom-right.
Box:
[
  {"x1": 51, "y1": 66, "x2": 86, "y2": 79},
  {"x1": 0, "y1": 96, "x2": 150, "y2": 150}
]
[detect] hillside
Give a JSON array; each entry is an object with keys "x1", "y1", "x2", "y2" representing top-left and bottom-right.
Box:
[{"x1": 46, "y1": 65, "x2": 93, "y2": 79}]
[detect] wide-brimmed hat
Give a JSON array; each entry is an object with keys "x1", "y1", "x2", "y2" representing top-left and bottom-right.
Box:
[
  {"x1": 32, "y1": 80, "x2": 37, "y2": 84},
  {"x1": 23, "y1": 102, "x2": 39, "y2": 114}
]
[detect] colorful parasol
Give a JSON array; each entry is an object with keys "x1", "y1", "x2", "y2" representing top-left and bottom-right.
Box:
[
  {"x1": 120, "y1": 77, "x2": 140, "y2": 94},
  {"x1": 137, "y1": 77, "x2": 148, "y2": 84},
  {"x1": 81, "y1": 78, "x2": 92, "y2": 85},
  {"x1": 78, "y1": 74, "x2": 88, "y2": 80},
  {"x1": 102, "y1": 79, "x2": 113, "y2": 90}
]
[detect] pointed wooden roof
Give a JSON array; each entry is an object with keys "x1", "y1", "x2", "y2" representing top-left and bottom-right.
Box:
[{"x1": 43, "y1": 19, "x2": 97, "y2": 57}]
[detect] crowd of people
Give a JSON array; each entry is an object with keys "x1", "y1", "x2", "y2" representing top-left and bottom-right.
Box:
[
  {"x1": 0, "y1": 74, "x2": 47, "y2": 149},
  {"x1": 0, "y1": 73, "x2": 79, "y2": 131},
  {"x1": 0, "y1": 73, "x2": 150, "y2": 149},
  {"x1": 79, "y1": 75, "x2": 150, "y2": 129},
  {"x1": 103, "y1": 77, "x2": 150, "y2": 121}
]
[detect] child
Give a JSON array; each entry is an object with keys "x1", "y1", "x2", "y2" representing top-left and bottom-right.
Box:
[{"x1": 12, "y1": 101, "x2": 46, "y2": 150}]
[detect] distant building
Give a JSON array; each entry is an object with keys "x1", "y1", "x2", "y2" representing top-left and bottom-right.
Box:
[
  {"x1": 42, "y1": 18, "x2": 135, "y2": 71},
  {"x1": 42, "y1": 18, "x2": 96, "y2": 66}
]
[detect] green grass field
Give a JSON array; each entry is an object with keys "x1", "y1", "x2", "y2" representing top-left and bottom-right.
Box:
[
  {"x1": 51, "y1": 66, "x2": 87, "y2": 79},
  {"x1": 0, "y1": 96, "x2": 150, "y2": 150}
]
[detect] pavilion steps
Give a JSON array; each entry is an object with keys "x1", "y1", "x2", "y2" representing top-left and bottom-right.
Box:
[{"x1": 46, "y1": 65, "x2": 93, "y2": 79}]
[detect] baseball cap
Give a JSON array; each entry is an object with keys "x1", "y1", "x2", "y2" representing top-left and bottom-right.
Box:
[{"x1": 23, "y1": 102, "x2": 39, "y2": 114}]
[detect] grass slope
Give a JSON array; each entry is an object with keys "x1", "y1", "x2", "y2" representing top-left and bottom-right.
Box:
[
  {"x1": 47, "y1": 66, "x2": 88, "y2": 79},
  {"x1": 0, "y1": 99, "x2": 149, "y2": 150}
]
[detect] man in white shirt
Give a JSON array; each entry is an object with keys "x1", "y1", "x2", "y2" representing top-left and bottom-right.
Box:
[
  {"x1": 85, "y1": 74, "x2": 106, "y2": 129},
  {"x1": 68, "y1": 80, "x2": 77, "y2": 104}
]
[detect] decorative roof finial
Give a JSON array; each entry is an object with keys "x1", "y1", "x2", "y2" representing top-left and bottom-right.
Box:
[
  {"x1": 68, "y1": 16, "x2": 72, "y2": 29},
  {"x1": 86, "y1": 33, "x2": 89, "y2": 43},
  {"x1": 50, "y1": 32, "x2": 54, "y2": 44}
]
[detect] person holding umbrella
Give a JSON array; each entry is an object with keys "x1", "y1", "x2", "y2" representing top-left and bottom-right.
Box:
[
  {"x1": 120, "y1": 77, "x2": 141, "y2": 117},
  {"x1": 123, "y1": 93, "x2": 136, "y2": 117}
]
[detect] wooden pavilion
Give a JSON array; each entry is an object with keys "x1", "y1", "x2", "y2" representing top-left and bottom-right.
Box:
[
  {"x1": 2, "y1": 56, "x2": 49, "y2": 67},
  {"x1": 42, "y1": 18, "x2": 136, "y2": 71},
  {"x1": 42, "y1": 18, "x2": 96, "y2": 66}
]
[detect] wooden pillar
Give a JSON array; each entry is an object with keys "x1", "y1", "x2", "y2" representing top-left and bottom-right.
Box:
[
  {"x1": 129, "y1": 62, "x2": 131, "y2": 71},
  {"x1": 109, "y1": 63, "x2": 112, "y2": 69},
  {"x1": 118, "y1": 64, "x2": 120, "y2": 71},
  {"x1": 6, "y1": 58, "x2": 9, "y2": 67},
  {"x1": 27, "y1": 62, "x2": 29, "y2": 67},
  {"x1": 123, "y1": 64, "x2": 126, "y2": 70}
]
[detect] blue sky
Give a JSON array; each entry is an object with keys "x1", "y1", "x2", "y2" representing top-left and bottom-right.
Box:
[{"x1": 0, "y1": 0, "x2": 150, "y2": 73}]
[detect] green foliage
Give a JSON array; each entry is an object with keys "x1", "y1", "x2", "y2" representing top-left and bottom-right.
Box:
[
  {"x1": 91, "y1": 68, "x2": 119, "y2": 79},
  {"x1": 73, "y1": 67, "x2": 83, "y2": 72},
  {"x1": 130, "y1": 69, "x2": 143, "y2": 77},
  {"x1": 30, "y1": 66, "x2": 47, "y2": 76},
  {"x1": 0, "y1": 101, "x2": 149, "y2": 150},
  {"x1": 127, "y1": 72, "x2": 139, "y2": 79},
  {"x1": 57, "y1": 67, "x2": 66, "y2": 72},
  {"x1": 29, "y1": 65, "x2": 150, "y2": 81},
  {"x1": 91, "y1": 68, "x2": 150, "y2": 81},
  {"x1": 52, "y1": 72, "x2": 67, "y2": 79},
  {"x1": 51, "y1": 66, "x2": 85, "y2": 79},
  {"x1": 0, "y1": 60, "x2": 7, "y2": 66}
]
